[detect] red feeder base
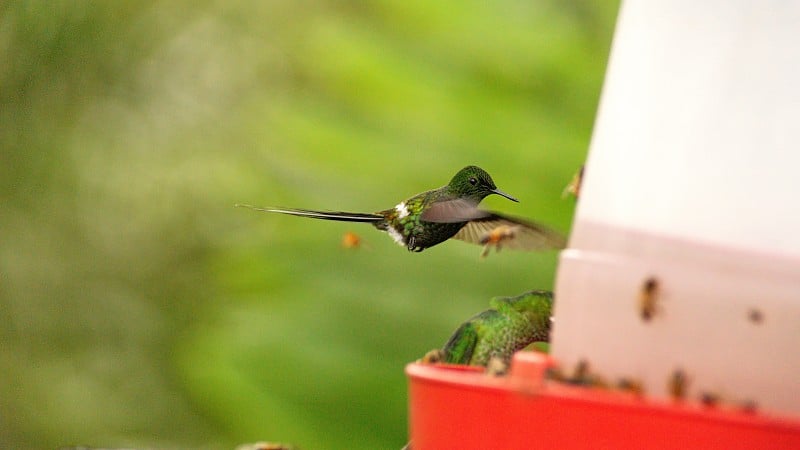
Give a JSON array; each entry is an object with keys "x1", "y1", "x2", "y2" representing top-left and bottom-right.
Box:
[{"x1": 406, "y1": 352, "x2": 800, "y2": 450}]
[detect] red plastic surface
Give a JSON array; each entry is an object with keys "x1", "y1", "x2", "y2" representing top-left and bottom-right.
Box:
[{"x1": 406, "y1": 352, "x2": 800, "y2": 450}]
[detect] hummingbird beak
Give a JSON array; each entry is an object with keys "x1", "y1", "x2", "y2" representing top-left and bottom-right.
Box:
[{"x1": 492, "y1": 188, "x2": 519, "y2": 202}]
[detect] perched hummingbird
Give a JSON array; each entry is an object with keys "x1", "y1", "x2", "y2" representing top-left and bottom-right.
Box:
[
  {"x1": 438, "y1": 290, "x2": 553, "y2": 366},
  {"x1": 237, "y1": 166, "x2": 565, "y2": 252}
]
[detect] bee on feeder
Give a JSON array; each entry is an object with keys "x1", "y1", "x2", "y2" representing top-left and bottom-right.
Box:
[
  {"x1": 616, "y1": 377, "x2": 645, "y2": 396},
  {"x1": 638, "y1": 276, "x2": 661, "y2": 321},
  {"x1": 571, "y1": 359, "x2": 591, "y2": 383},
  {"x1": 668, "y1": 368, "x2": 689, "y2": 401},
  {"x1": 419, "y1": 349, "x2": 445, "y2": 364},
  {"x1": 699, "y1": 391, "x2": 721, "y2": 408},
  {"x1": 545, "y1": 365, "x2": 568, "y2": 382},
  {"x1": 485, "y1": 356, "x2": 509, "y2": 377},
  {"x1": 747, "y1": 308, "x2": 764, "y2": 324},
  {"x1": 569, "y1": 359, "x2": 609, "y2": 388},
  {"x1": 740, "y1": 399, "x2": 758, "y2": 414}
]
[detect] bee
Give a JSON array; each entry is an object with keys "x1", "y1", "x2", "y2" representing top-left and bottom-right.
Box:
[
  {"x1": 485, "y1": 356, "x2": 509, "y2": 377},
  {"x1": 668, "y1": 368, "x2": 689, "y2": 401},
  {"x1": 419, "y1": 349, "x2": 445, "y2": 364},
  {"x1": 747, "y1": 308, "x2": 764, "y2": 324},
  {"x1": 562, "y1": 164, "x2": 585, "y2": 199},
  {"x1": 639, "y1": 277, "x2": 660, "y2": 321},
  {"x1": 571, "y1": 359, "x2": 591, "y2": 383},
  {"x1": 699, "y1": 391, "x2": 721, "y2": 407},
  {"x1": 478, "y1": 224, "x2": 519, "y2": 258},
  {"x1": 569, "y1": 359, "x2": 608, "y2": 388},
  {"x1": 616, "y1": 377, "x2": 645, "y2": 396},
  {"x1": 740, "y1": 399, "x2": 758, "y2": 414},
  {"x1": 341, "y1": 231, "x2": 362, "y2": 249},
  {"x1": 545, "y1": 366, "x2": 568, "y2": 382}
]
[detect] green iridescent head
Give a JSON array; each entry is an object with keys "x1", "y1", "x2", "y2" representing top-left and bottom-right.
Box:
[{"x1": 448, "y1": 166, "x2": 519, "y2": 203}]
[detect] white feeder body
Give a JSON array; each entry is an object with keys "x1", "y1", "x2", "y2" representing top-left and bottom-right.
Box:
[{"x1": 553, "y1": 0, "x2": 800, "y2": 416}]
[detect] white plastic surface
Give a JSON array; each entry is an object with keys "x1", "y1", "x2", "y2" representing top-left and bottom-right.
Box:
[
  {"x1": 578, "y1": 1, "x2": 800, "y2": 258},
  {"x1": 553, "y1": 0, "x2": 800, "y2": 416}
]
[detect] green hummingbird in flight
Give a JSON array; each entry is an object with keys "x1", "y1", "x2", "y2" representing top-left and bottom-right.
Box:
[
  {"x1": 237, "y1": 165, "x2": 565, "y2": 252},
  {"x1": 435, "y1": 290, "x2": 553, "y2": 366}
]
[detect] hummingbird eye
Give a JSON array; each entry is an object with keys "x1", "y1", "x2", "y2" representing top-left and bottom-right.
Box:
[{"x1": 468, "y1": 177, "x2": 478, "y2": 186}]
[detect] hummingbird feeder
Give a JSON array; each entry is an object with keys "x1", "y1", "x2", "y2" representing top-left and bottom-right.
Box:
[{"x1": 406, "y1": 1, "x2": 800, "y2": 448}]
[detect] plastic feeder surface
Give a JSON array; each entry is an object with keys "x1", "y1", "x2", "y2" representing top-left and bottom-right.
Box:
[{"x1": 406, "y1": 352, "x2": 800, "y2": 450}]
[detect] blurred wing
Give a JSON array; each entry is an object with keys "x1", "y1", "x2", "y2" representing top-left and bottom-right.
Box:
[
  {"x1": 419, "y1": 198, "x2": 489, "y2": 223},
  {"x1": 453, "y1": 212, "x2": 566, "y2": 250}
]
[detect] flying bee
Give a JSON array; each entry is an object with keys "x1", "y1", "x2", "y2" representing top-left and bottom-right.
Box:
[
  {"x1": 341, "y1": 231, "x2": 362, "y2": 249},
  {"x1": 478, "y1": 224, "x2": 520, "y2": 258},
  {"x1": 562, "y1": 164, "x2": 585, "y2": 199},
  {"x1": 639, "y1": 276, "x2": 660, "y2": 321}
]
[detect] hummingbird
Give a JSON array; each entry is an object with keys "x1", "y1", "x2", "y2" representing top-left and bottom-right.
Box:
[
  {"x1": 436, "y1": 290, "x2": 553, "y2": 366},
  {"x1": 237, "y1": 165, "x2": 565, "y2": 253}
]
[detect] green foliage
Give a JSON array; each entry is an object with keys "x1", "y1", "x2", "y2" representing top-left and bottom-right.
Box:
[{"x1": 0, "y1": 1, "x2": 617, "y2": 448}]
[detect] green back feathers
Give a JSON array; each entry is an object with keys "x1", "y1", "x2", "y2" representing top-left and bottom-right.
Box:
[{"x1": 442, "y1": 290, "x2": 554, "y2": 366}]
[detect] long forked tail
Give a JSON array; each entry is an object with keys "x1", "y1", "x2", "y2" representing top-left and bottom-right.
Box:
[{"x1": 235, "y1": 204, "x2": 384, "y2": 223}]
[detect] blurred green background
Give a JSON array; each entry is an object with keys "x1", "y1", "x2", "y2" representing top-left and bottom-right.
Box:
[{"x1": 0, "y1": 1, "x2": 617, "y2": 449}]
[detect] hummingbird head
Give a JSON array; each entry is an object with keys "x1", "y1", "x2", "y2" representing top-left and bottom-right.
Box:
[{"x1": 448, "y1": 166, "x2": 519, "y2": 203}]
